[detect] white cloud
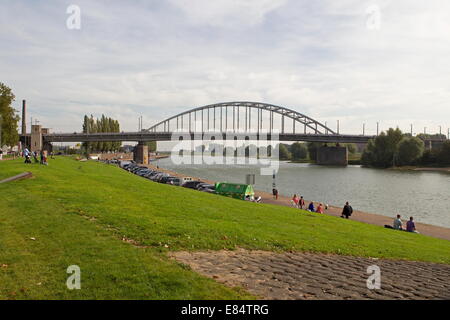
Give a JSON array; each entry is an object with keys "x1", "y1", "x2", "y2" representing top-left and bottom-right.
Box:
[
  {"x1": 0, "y1": 0, "x2": 449, "y2": 136},
  {"x1": 168, "y1": 0, "x2": 287, "y2": 27}
]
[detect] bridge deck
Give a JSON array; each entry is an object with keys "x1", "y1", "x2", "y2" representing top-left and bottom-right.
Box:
[{"x1": 41, "y1": 132, "x2": 375, "y2": 143}]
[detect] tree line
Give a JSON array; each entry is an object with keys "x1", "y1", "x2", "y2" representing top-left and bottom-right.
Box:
[
  {"x1": 361, "y1": 128, "x2": 450, "y2": 168},
  {"x1": 82, "y1": 115, "x2": 121, "y2": 153}
]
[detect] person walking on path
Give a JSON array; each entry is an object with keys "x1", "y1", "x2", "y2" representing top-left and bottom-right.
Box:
[
  {"x1": 0, "y1": 149, "x2": 3, "y2": 161},
  {"x1": 299, "y1": 196, "x2": 305, "y2": 210},
  {"x1": 341, "y1": 202, "x2": 353, "y2": 219},
  {"x1": 272, "y1": 188, "x2": 279, "y2": 200}
]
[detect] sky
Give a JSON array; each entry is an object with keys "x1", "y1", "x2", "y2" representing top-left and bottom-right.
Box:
[{"x1": 1, "y1": 0, "x2": 449, "y2": 136}]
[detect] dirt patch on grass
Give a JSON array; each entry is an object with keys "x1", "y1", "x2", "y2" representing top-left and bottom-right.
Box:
[{"x1": 170, "y1": 249, "x2": 450, "y2": 300}]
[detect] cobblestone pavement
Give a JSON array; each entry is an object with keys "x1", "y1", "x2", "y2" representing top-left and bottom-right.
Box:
[{"x1": 170, "y1": 249, "x2": 450, "y2": 300}]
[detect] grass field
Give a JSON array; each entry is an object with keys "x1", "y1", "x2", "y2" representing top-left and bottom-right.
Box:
[{"x1": 1, "y1": 157, "x2": 449, "y2": 299}]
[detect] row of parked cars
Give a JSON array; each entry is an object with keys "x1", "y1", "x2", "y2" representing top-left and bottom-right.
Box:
[{"x1": 118, "y1": 161, "x2": 216, "y2": 193}]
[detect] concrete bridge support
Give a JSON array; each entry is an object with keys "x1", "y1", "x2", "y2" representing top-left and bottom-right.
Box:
[
  {"x1": 317, "y1": 146, "x2": 348, "y2": 166},
  {"x1": 133, "y1": 142, "x2": 148, "y2": 164},
  {"x1": 30, "y1": 125, "x2": 43, "y2": 152}
]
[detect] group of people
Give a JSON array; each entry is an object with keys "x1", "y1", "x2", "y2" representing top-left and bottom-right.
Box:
[
  {"x1": 279, "y1": 189, "x2": 420, "y2": 234},
  {"x1": 387, "y1": 215, "x2": 418, "y2": 233},
  {"x1": 291, "y1": 194, "x2": 330, "y2": 214},
  {"x1": 23, "y1": 148, "x2": 49, "y2": 165}
]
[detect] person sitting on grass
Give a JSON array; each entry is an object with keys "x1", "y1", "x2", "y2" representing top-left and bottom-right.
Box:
[
  {"x1": 341, "y1": 202, "x2": 353, "y2": 219},
  {"x1": 316, "y1": 203, "x2": 324, "y2": 214},
  {"x1": 308, "y1": 202, "x2": 315, "y2": 212},
  {"x1": 406, "y1": 217, "x2": 418, "y2": 233},
  {"x1": 292, "y1": 194, "x2": 299, "y2": 207},
  {"x1": 393, "y1": 214, "x2": 403, "y2": 230},
  {"x1": 299, "y1": 196, "x2": 305, "y2": 210}
]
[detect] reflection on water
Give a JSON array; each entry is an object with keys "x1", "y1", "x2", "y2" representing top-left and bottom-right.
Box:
[{"x1": 156, "y1": 156, "x2": 450, "y2": 228}]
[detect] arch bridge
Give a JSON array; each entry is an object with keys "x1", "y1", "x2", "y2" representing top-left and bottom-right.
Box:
[{"x1": 24, "y1": 101, "x2": 376, "y2": 164}]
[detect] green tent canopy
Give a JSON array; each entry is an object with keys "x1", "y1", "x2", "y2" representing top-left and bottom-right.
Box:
[{"x1": 214, "y1": 182, "x2": 255, "y2": 200}]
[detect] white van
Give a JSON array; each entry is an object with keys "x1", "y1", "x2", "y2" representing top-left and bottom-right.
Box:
[{"x1": 180, "y1": 177, "x2": 193, "y2": 185}]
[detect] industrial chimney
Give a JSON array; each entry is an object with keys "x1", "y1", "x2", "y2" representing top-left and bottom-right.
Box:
[{"x1": 22, "y1": 100, "x2": 26, "y2": 135}]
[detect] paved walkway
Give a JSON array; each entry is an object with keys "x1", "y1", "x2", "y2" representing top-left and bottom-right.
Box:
[{"x1": 171, "y1": 249, "x2": 450, "y2": 300}]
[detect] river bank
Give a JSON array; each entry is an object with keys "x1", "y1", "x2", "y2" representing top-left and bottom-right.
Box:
[
  {"x1": 393, "y1": 166, "x2": 450, "y2": 173},
  {"x1": 145, "y1": 161, "x2": 450, "y2": 242}
]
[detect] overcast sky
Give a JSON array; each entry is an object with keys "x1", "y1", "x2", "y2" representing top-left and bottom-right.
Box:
[{"x1": 1, "y1": 0, "x2": 449, "y2": 136}]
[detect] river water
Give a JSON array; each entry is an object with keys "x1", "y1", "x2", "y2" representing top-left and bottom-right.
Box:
[{"x1": 156, "y1": 156, "x2": 450, "y2": 228}]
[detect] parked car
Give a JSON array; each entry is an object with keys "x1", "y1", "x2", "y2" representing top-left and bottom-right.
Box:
[
  {"x1": 155, "y1": 173, "x2": 170, "y2": 183},
  {"x1": 182, "y1": 180, "x2": 204, "y2": 189},
  {"x1": 160, "y1": 176, "x2": 176, "y2": 184},
  {"x1": 166, "y1": 177, "x2": 181, "y2": 186},
  {"x1": 196, "y1": 183, "x2": 215, "y2": 190},
  {"x1": 150, "y1": 173, "x2": 166, "y2": 181},
  {"x1": 198, "y1": 187, "x2": 215, "y2": 193}
]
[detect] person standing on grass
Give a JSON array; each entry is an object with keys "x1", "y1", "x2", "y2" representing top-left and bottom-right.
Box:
[
  {"x1": 299, "y1": 196, "x2": 305, "y2": 209},
  {"x1": 341, "y1": 202, "x2": 353, "y2": 219},
  {"x1": 24, "y1": 148, "x2": 31, "y2": 164},
  {"x1": 33, "y1": 151, "x2": 39, "y2": 163},
  {"x1": 0, "y1": 149, "x2": 3, "y2": 160},
  {"x1": 308, "y1": 202, "x2": 315, "y2": 212}
]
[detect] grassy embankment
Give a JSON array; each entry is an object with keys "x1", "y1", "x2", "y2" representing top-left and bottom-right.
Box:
[{"x1": 1, "y1": 157, "x2": 449, "y2": 299}]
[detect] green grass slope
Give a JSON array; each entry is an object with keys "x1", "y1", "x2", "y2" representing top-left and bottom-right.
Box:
[{"x1": 1, "y1": 157, "x2": 449, "y2": 299}]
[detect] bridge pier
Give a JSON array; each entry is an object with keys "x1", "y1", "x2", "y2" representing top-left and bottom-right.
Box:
[
  {"x1": 30, "y1": 125, "x2": 43, "y2": 152},
  {"x1": 133, "y1": 142, "x2": 148, "y2": 164},
  {"x1": 317, "y1": 145, "x2": 348, "y2": 166}
]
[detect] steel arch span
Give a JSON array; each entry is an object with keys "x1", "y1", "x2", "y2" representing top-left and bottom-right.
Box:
[{"x1": 146, "y1": 101, "x2": 336, "y2": 135}]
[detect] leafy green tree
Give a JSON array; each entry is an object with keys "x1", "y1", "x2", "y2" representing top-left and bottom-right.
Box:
[
  {"x1": 82, "y1": 114, "x2": 121, "y2": 153},
  {"x1": 290, "y1": 142, "x2": 308, "y2": 160},
  {"x1": 396, "y1": 137, "x2": 425, "y2": 166},
  {"x1": 276, "y1": 144, "x2": 291, "y2": 160},
  {"x1": 437, "y1": 141, "x2": 450, "y2": 165},
  {"x1": 146, "y1": 141, "x2": 157, "y2": 152},
  {"x1": 344, "y1": 143, "x2": 357, "y2": 154},
  {"x1": 361, "y1": 128, "x2": 403, "y2": 168},
  {"x1": 420, "y1": 149, "x2": 438, "y2": 166},
  {"x1": 307, "y1": 142, "x2": 323, "y2": 162},
  {"x1": 0, "y1": 83, "x2": 20, "y2": 147}
]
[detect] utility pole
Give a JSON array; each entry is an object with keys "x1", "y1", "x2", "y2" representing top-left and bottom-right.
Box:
[
  {"x1": 410, "y1": 124, "x2": 413, "y2": 136},
  {"x1": 376, "y1": 122, "x2": 379, "y2": 136},
  {"x1": 424, "y1": 127, "x2": 427, "y2": 135},
  {"x1": 337, "y1": 120, "x2": 340, "y2": 135},
  {"x1": 363, "y1": 123, "x2": 365, "y2": 136}
]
